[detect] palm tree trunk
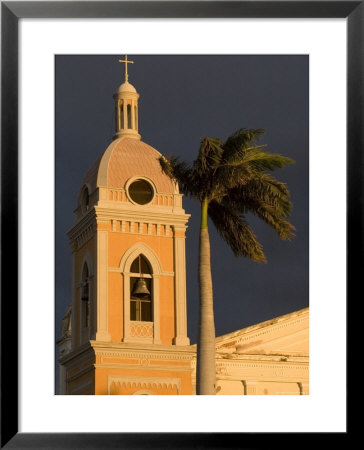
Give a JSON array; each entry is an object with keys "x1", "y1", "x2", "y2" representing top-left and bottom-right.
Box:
[{"x1": 196, "y1": 198, "x2": 216, "y2": 395}]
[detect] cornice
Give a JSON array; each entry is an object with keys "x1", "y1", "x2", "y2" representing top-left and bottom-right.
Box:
[
  {"x1": 58, "y1": 341, "x2": 94, "y2": 366},
  {"x1": 216, "y1": 308, "x2": 309, "y2": 348},
  {"x1": 236, "y1": 317, "x2": 308, "y2": 348},
  {"x1": 67, "y1": 208, "x2": 97, "y2": 243},
  {"x1": 94, "y1": 206, "x2": 190, "y2": 226},
  {"x1": 216, "y1": 353, "x2": 309, "y2": 363},
  {"x1": 96, "y1": 350, "x2": 193, "y2": 361},
  {"x1": 215, "y1": 374, "x2": 308, "y2": 384},
  {"x1": 215, "y1": 359, "x2": 309, "y2": 370},
  {"x1": 66, "y1": 202, "x2": 190, "y2": 248},
  {"x1": 95, "y1": 363, "x2": 192, "y2": 373},
  {"x1": 90, "y1": 340, "x2": 196, "y2": 357}
]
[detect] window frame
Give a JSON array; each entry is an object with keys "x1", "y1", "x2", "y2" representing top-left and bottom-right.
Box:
[
  {"x1": 125, "y1": 176, "x2": 156, "y2": 206},
  {"x1": 119, "y1": 243, "x2": 162, "y2": 344}
]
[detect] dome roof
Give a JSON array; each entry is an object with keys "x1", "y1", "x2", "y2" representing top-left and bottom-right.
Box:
[
  {"x1": 117, "y1": 81, "x2": 137, "y2": 93},
  {"x1": 82, "y1": 137, "x2": 176, "y2": 194}
]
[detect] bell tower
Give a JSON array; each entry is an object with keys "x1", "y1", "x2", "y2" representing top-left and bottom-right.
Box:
[{"x1": 58, "y1": 57, "x2": 193, "y2": 395}]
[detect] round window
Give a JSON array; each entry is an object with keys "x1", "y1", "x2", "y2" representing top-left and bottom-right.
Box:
[{"x1": 128, "y1": 179, "x2": 154, "y2": 205}]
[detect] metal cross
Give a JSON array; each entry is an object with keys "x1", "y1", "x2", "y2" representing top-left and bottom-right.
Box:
[{"x1": 118, "y1": 55, "x2": 134, "y2": 82}]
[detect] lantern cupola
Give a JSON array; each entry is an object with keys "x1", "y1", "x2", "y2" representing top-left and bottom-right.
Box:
[{"x1": 113, "y1": 55, "x2": 140, "y2": 140}]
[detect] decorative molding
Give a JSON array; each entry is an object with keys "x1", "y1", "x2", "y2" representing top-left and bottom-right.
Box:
[
  {"x1": 94, "y1": 205, "x2": 190, "y2": 227},
  {"x1": 214, "y1": 371, "x2": 308, "y2": 383},
  {"x1": 107, "y1": 375, "x2": 181, "y2": 395},
  {"x1": 97, "y1": 184, "x2": 184, "y2": 210},
  {"x1": 123, "y1": 321, "x2": 155, "y2": 344},
  {"x1": 68, "y1": 208, "x2": 97, "y2": 246},
  {"x1": 215, "y1": 361, "x2": 309, "y2": 372},
  {"x1": 108, "y1": 219, "x2": 178, "y2": 238},
  {"x1": 213, "y1": 360, "x2": 309, "y2": 383},
  {"x1": 216, "y1": 352, "x2": 309, "y2": 363},
  {"x1": 216, "y1": 312, "x2": 309, "y2": 349},
  {"x1": 96, "y1": 363, "x2": 192, "y2": 374},
  {"x1": 92, "y1": 346, "x2": 195, "y2": 362},
  {"x1": 130, "y1": 321, "x2": 153, "y2": 339},
  {"x1": 74, "y1": 223, "x2": 96, "y2": 249}
]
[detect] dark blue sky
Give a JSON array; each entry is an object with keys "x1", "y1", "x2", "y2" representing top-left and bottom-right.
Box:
[{"x1": 56, "y1": 54, "x2": 308, "y2": 348}]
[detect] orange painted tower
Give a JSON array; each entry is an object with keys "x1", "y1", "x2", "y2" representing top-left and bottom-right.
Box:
[{"x1": 58, "y1": 57, "x2": 194, "y2": 395}]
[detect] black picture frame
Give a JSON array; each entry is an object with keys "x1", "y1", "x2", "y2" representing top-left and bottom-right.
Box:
[{"x1": 1, "y1": 1, "x2": 356, "y2": 448}]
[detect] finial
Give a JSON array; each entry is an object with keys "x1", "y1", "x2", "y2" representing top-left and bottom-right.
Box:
[{"x1": 118, "y1": 55, "x2": 134, "y2": 82}]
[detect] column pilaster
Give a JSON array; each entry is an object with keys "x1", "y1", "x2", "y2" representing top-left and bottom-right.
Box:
[
  {"x1": 96, "y1": 229, "x2": 111, "y2": 341},
  {"x1": 172, "y1": 226, "x2": 190, "y2": 346}
]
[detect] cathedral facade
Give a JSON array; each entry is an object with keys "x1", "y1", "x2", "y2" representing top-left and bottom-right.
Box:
[{"x1": 57, "y1": 58, "x2": 309, "y2": 395}]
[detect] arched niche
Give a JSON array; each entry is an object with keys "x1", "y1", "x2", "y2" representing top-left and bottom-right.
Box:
[
  {"x1": 119, "y1": 243, "x2": 162, "y2": 344},
  {"x1": 79, "y1": 250, "x2": 94, "y2": 342}
]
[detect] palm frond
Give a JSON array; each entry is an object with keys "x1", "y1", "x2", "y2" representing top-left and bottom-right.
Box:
[
  {"x1": 208, "y1": 165, "x2": 252, "y2": 200},
  {"x1": 221, "y1": 128, "x2": 265, "y2": 164},
  {"x1": 193, "y1": 137, "x2": 224, "y2": 174},
  {"x1": 220, "y1": 145, "x2": 268, "y2": 167},
  {"x1": 208, "y1": 200, "x2": 266, "y2": 262},
  {"x1": 211, "y1": 155, "x2": 293, "y2": 202},
  {"x1": 160, "y1": 126, "x2": 295, "y2": 262},
  {"x1": 234, "y1": 174, "x2": 293, "y2": 217},
  {"x1": 158, "y1": 155, "x2": 193, "y2": 196},
  {"x1": 241, "y1": 149, "x2": 295, "y2": 172},
  {"x1": 241, "y1": 198, "x2": 295, "y2": 239},
  {"x1": 179, "y1": 138, "x2": 224, "y2": 200}
]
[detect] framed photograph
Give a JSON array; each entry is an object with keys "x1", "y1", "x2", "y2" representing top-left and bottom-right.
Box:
[{"x1": 2, "y1": 1, "x2": 356, "y2": 447}]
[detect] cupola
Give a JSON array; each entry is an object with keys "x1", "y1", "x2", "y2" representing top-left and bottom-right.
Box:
[{"x1": 113, "y1": 55, "x2": 141, "y2": 140}]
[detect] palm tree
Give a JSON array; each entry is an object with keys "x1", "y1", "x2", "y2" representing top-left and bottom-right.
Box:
[{"x1": 159, "y1": 128, "x2": 295, "y2": 395}]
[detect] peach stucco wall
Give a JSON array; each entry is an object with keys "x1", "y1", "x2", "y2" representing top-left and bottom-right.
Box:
[
  {"x1": 108, "y1": 232, "x2": 174, "y2": 272},
  {"x1": 108, "y1": 272, "x2": 123, "y2": 342},
  {"x1": 158, "y1": 276, "x2": 175, "y2": 344}
]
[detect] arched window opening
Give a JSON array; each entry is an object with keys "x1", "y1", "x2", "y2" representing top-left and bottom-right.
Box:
[
  {"x1": 130, "y1": 255, "x2": 152, "y2": 322},
  {"x1": 130, "y1": 254, "x2": 151, "y2": 274},
  {"x1": 81, "y1": 264, "x2": 90, "y2": 329},
  {"x1": 115, "y1": 104, "x2": 119, "y2": 131},
  {"x1": 120, "y1": 101, "x2": 124, "y2": 129},
  {"x1": 81, "y1": 187, "x2": 90, "y2": 213},
  {"x1": 127, "y1": 104, "x2": 132, "y2": 129}
]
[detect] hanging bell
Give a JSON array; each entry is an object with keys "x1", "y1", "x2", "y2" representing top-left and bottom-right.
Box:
[{"x1": 132, "y1": 278, "x2": 150, "y2": 298}]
